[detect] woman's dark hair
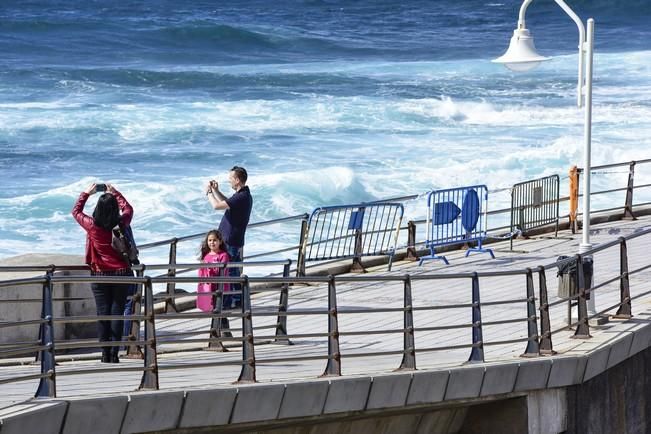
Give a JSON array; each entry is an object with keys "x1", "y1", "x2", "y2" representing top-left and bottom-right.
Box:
[
  {"x1": 199, "y1": 229, "x2": 226, "y2": 260},
  {"x1": 92, "y1": 193, "x2": 121, "y2": 231}
]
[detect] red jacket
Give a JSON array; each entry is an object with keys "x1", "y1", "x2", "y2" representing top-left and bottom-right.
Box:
[{"x1": 72, "y1": 190, "x2": 133, "y2": 272}]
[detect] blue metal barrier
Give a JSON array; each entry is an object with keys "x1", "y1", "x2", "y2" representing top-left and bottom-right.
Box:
[
  {"x1": 298, "y1": 202, "x2": 403, "y2": 273},
  {"x1": 419, "y1": 185, "x2": 495, "y2": 265}
]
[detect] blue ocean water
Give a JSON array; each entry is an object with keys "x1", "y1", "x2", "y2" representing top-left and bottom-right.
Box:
[{"x1": 1, "y1": 0, "x2": 651, "y2": 262}]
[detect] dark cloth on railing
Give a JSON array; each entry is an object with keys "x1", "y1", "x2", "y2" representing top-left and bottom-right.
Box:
[
  {"x1": 72, "y1": 191, "x2": 133, "y2": 272},
  {"x1": 218, "y1": 185, "x2": 252, "y2": 248}
]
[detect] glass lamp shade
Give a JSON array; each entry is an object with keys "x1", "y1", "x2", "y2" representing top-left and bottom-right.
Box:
[{"x1": 492, "y1": 28, "x2": 550, "y2": 72}]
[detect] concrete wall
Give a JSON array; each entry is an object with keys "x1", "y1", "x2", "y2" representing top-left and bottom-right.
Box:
[
  {"x1": 0, "y1": 254, "x2": 96, "y2": 347},
  {"x1": 566, "y1": 343, "x2": 651, "y2": 433}
]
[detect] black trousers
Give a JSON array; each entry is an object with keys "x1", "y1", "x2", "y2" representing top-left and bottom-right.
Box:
[{"x1": 91, "y1": 270, "x2": 131, "y2": 353}]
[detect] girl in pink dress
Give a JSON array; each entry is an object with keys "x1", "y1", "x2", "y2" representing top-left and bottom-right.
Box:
[{"x1": 197, "y1": 230, "x2": 230, "y2": 312}]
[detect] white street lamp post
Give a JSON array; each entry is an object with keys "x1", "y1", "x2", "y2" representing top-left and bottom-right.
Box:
[{"x1": 493, "y1": 0, "x2": 596, "y2": 313}]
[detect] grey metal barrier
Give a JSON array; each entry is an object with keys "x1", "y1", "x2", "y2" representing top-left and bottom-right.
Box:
[
  {"x1": 510, "y1": 174, "x2": 560, "y2": 250},
  {"x1": 297, "y1": 202, "x2": 404, "y2": 275}
]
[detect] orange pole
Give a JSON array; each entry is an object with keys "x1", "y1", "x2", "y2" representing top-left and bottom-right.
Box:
[{"x1": 569, "y1": 165, "x2": 579, "y2": 233}]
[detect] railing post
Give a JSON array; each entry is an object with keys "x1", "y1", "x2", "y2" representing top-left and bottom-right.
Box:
[
  {"x1": 398, "y1": 275, "x2": 416, "y2": 370},
  {"x1": 126, "y1": 266, "x2": 145, "y2": 359},
  {"x1": 139, "y1": 277, "x2": 159, "y2": 390},
  {"x1": 521, "y1": 268, "x2": 540, "y2": 357},
  {"x1": 623, "y1": 161, "x2": 637, "y2": 220},
  {"x1": 322, "y1": 275, "x2": 341, "y2": 376},
  {"x1": 537, "y1": 267, "x2": 555, "y2": 355},
  {"x1": 274, "y1": 261, "x2": 293, "y2": 345},
  {"x1": 350, "y1": 229, "x2": 366, "y2": 273},
  {"x1": 208, "y1": 275, "x2": 227, "y2": 352},
  {"x1": 572, "y1": 255, "x2": 591, "y2": 339},
  {"x1": 296, "y1": 218, "x2": 308, "y2": 277},
  {"x1": 35, "y1": 272, "x2": 56, "y2": 398},
  {"x1": 237, "y1": 276, "x2": 257, "y2": 383},
  {"x1": 468, "y1": 273, "x2": 484, "y2": 363},
  {"x1": 614, "y1": 237, "x2": 633, "y2": 319},
  {"x1": 165, "y1": 239, "x2": 179, "y2": 313},
  {"x1": 405, "y1": 221, "x2": 419, "y2": 261}
]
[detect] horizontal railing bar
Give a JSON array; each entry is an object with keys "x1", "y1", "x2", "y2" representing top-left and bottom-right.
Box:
[
  {"x1": 138, "y1": 213, "x2": 310, "y2": 250},
  {"x1": 53, "y1": 315, "x2": 148, "y2": 324},
  {"x1": 589, "y1": 159, "x2": 651, "y2": 171},
  {"x1": 480, "y1": 298, "x2": 529, "y2": 307},
  {"x1": 0, "y1": 372, "x2": 49, "y2": 385},
  {"x1": 56, "y1": 366, "x2": 146, "y2": 376},
  {"x1": 55, "y1": 340, "x2": 148, "y2": 350},
  {"x1": 481, "y1": 317, "x2": 530, "y2": 327},
  {"x1": 156, "y1": 360, "x2": 245, "y2": 370},
  {"x1": 157, "y1": 337, "x2": 243, "y2": 345},
  {"x1": 0, "y1": 277, "x2": 48, "y2": 288},
  {"x1": 0, "y1": 345, "x2": 46, "y2": 358},
  {"x1": 415, "y1": 343, "x2": 475, "y2": 353},
  {"x1": 0, "y1": 319, "x2": 47, "y2": 328},
  {"x1": 339, "y1": 328, "x2": 404, "y2": 336},
  {"x1": 483, "y1": 336, "x2": 532, "y2": 346},
  {"x1": 415, "y1": 323, "x2": 472, "y2": 332},
  {"x1": 340, "y1": 349, "x2": 407, "y2": 359}
]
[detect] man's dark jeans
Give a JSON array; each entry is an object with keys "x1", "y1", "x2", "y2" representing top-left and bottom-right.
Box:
[
  {"x1": 223, "y1": 245, "x2": 242, "y2": 309},
  {"x1": 122, "y1": 284, "x2": 137, "y2": 339}
]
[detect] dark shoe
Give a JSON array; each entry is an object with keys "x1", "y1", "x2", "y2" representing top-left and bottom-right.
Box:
[
  {"x1": 101, "y1": 348, "x2": 111, "y2": 363},
  {"x1": 111, "y1": 347, "x2": 120, "y2": 363}
]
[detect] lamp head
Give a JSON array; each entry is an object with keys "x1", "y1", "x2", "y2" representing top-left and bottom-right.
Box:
[{"x1": 492, "y1": 28, "x2": 550, "y2": 72}]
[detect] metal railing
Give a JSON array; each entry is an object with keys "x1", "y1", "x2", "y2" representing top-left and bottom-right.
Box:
[
  {"x1": 130, "y1": 160, "x2": 651, "y2": 275},
  {"x1": 1, "y1": 223, "x2": 651, "y2": 401}
]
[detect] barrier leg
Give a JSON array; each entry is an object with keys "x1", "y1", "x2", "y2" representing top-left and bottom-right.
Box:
[
  {"x1": 274, "y1": 262, "x2": 293, "y2": 345},
  {"x1": 418, "y1": 245, "x2": 449, "y2": 266},
  {"x1": 321, "y1": 276, "x2": 341, "y2": 376},
  {"x1": 139, "y1": 278, "x2": 159, "y2": 390},
  {"x1": 572, "y1": 255, "x2": 591, "y2": 339},
  {"x1": 208, "y1": 283, "x2": 227, "y2": 352},
  {"x1": 165, "y1": 239, "x2": 179, "y2": 313},
  {"x1": 405, "y1": 221, "x2": 419, "y2": 261},
  {"x1": 35, "y1": 273, "x2": 56, "y2": 398},
  {"x1": 397, "y1": 275, "x2": 416, "y2": 370},
  {"x1": 468, "y1": 273, "x2": 484, "y2": 363},
  {"x1": 237, "y1": 277, "x2": 256, "y2": 383},
  {"x1": 464, "y1": 238, "x2": 495, "y2": 259},
  {"x1": 623, "y1": 161, "x2": 637, "y2": 220},
  {"x1": 126, "y1": 267, "x2": 145, "y2": 359},
  {"x1": 537, "y1": 267, "x2": 555, "y2": 355},
  {"x1": 521, "y1": 269, "x2": 540, "y2": 357},
  {"x1": 614, "y1": 237, "x2": 632, "y2": 319}
]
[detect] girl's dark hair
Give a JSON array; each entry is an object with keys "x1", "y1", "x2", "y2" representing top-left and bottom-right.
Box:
[
  {"x1": 92, "y1": 193, "x2": 120, "y2": 231},
  {"x1": 199, "y1": 229, "x2": 226, "y2": 260}
]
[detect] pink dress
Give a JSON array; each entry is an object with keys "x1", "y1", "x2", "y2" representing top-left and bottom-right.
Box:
[{"x1": 197, "y1": 251, "x2": 230, "y2": 312}]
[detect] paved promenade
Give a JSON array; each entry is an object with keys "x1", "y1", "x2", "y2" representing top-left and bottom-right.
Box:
[{"x1": 2, "y1": 215, "x2": 651, "y2": 411}]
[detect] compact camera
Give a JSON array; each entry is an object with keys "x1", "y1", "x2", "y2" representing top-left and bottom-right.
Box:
[{"x1": 96, "y1": 183, "x2": 107, "y2": 192}]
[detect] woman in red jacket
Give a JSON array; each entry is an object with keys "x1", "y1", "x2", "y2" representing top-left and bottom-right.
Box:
[{"x1": 72, "y1": 183, "x2": 133, "y2": 363}]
